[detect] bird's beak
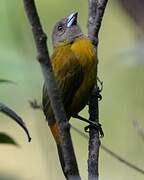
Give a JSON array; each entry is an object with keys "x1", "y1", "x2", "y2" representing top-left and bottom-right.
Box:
[{"x1": 67, "y1": 12, "x2": 78, "y2": 28}]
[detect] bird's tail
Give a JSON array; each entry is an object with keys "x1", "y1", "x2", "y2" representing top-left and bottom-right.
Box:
[{"x1": 49, "y1": 122, "x2": 67, "y2": 178}]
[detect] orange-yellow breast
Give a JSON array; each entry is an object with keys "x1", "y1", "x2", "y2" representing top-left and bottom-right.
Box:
[
  {"x1": 50, "y1": 36, "x2": 97, "y2": 117},
  {"x1": 70, "y1": 37, "x2": 97, "y2": 115}
]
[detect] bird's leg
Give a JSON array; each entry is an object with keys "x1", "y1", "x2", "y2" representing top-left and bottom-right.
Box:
[
  {"x1": 87, "y1": 81, "x2": 104, "y2": 137},
  {"x1": 73, "y1": 114, "x2": 104, "y2": 137},
  {"x1": 86, "y1": 77, "x2": 103, "y2": 105},
  {"x1": 81, "y1": 78, "x2": 104, "y2": 137}
]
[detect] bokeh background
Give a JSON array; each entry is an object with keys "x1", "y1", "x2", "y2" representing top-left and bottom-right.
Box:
[{"x1": 0, "y1": 0, "x2": 144, "y2": 180}]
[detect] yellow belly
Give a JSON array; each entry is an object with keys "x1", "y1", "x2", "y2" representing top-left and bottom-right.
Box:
[{"x1": 69, "y1": 37, "x2": 97, "y2": 115}]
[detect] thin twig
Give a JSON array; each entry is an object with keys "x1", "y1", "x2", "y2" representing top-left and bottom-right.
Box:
[
  {"x1": 133, "y1": 120, "x2": 144, "y2": 141},
  {"x1": 29, "y1": 99, "x2": 42, "y2": 110},
  {"x1": 87, "y1": 0, "x2": 108, "y2": 180},
  {"x1": 23, "y1": 0, "x2": 80, "y2": 179},
  {"x1": 72, "y1": 126, "x2": 144, "y2": 175}
]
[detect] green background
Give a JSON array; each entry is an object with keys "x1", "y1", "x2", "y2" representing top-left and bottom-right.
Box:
[{"x1": 0, "y1": 0, "x2": 144, "y2": 180}]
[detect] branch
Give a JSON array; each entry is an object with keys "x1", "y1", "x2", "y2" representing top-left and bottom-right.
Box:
[
  {"x1": 88, "y1": 0, "x2": 108, "y2": 47},
  {"x1": 72, "y1": 126, "x2": 144, "y2": 176},
  {"x1": 87, "y1": 1, "x2": 108, "y2": 180},
  {"x1": 87, "y1": 86, "x2": 100, "y2": 180},
  {"x1": 23, "y1": 0, "x2": 80, "y2": 179}
]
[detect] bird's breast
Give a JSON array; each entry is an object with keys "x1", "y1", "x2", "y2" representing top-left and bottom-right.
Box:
[
  {"x1": 70, "y1": 37, "x2": 97, "y2": 115},
  {"x1": 71, "y1": 37, "x2": 97, "y2": 70}
]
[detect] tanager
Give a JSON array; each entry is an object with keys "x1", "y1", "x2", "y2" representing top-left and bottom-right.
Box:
[{"x1": 42, "y1": 12, "x2": 97, "y2": 177}]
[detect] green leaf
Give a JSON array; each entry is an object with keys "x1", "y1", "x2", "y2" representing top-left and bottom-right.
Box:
[
  {"x1": 0, "y1": 79, "x2": 15, "y2": 84},
  {"x1": 0, "y1": 103, "x2": 31, "y2": 142},
  {"x1": 0, "y1": 132, "x2": 19, "y2": 146}
]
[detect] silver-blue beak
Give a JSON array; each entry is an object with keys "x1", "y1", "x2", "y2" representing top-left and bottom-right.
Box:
[{"x1": 67, "y1": 12, "x2": 78, "y2": 28}]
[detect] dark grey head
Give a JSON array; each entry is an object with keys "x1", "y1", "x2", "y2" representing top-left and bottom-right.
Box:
[{"x1": 52, "y1": 12, "x2": 83, "y2": 47}]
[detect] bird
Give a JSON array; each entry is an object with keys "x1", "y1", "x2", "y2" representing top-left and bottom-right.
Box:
[{"x1": 42, "y1": 12, "x2": 97, "y2": 178}]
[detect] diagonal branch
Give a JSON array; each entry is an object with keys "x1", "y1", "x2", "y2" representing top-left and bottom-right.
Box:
[
  {"x1": 87, "y1": 1, "x2": 108, "y2": 180},
  {"x1": 23, "y1": 0, "x2": 80, "y2": 179},
  {"x1": 133, "y1": 120, "x2": 144, "y2": 141},
  {"x1": 72, "y1": 126, "x2": 144, "y2": 175}
]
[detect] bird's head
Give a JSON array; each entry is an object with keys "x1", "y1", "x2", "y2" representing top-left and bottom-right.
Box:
[{"x1": 52, "y1": 12, "x2": 83, "y2": 47}]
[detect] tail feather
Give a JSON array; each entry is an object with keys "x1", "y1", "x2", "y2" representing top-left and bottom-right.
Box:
[{"x1": 49, "y1": 122, "x2": 67, "y2": 178}]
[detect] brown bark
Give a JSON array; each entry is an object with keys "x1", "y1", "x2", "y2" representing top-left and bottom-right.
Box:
[
  {"x1": 87, "y1": 1, "x2": 108, "y2": 180},
  {"x1": 23, "y1": 0, "x2": 80, "y2": 179}
]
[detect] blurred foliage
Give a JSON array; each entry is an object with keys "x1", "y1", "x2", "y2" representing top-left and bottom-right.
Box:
[
  {"x1": 0, "y1": 79, "x2": 15, "y2": 84},
  {"x1": 118, "y1": 0, "x2": 144, "y2": 33},
  {"x1": 0, "y1": 172, "x2": 22, "y2": 180},
  {"x1": 0, "y1": 80, "x2": 18, "y2": 146},
  {"x1": 0, "y1": 0, "x2": 144, "y2": 180},
  {"x1": 0, "y1": 80, "x2": 31, "y2": 145},
  {"x1": 0, "y1": 133, "x2": 18, "y2": 146}
]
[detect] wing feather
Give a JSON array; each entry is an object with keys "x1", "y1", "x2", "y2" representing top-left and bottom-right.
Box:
[{"x1": 42, "y1": 46, "x2": 83, "y2": 124}]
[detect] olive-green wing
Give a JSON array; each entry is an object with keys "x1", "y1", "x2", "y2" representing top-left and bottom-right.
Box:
[{"x1": 42, "y1": 48, "x2": 83, "y2": 124}]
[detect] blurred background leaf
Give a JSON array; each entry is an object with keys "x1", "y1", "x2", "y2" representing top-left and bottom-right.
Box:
[
  {"x1": 118, "y1": 0, "x2": 144, "y2": 34},
  {"x1": 0, "y1": 79, "x2": 15, "y2": 84},
  {"x1": 0, "y1": 103, "x2": 31, "y2": 142},
  {"x1": 0, "y1": 133, "x2": 18, "y2": 146},
  {"x1": 0, "y1": 172, "x2": 22, "y2": 180},
  {"x1": 116, "y1": 0, "x2": 144, "y2": 66}
]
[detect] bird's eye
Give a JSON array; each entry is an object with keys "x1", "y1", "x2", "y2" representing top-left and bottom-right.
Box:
[{"x1": 57, "y1": 24, "x2": 63, "y2": 31}]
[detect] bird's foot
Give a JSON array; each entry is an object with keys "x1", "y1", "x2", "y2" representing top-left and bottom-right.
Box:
[
  {"x1": 84, "y1": 122, "x2": 104, "y2": 138},
  {"x1": 73, "y1": 115, "x2": 104, "y2": 137}
]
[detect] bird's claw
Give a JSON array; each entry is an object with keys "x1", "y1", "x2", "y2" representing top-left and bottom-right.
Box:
[
  {"x1": 97, "y1": 77, "x2": 103, "y2": 92},
  {"x1": 97, "y1": 91, "x2": 102, "y2": 101},
  {"x1": 84, "y1": 122, "x2": 104, "y2": 138},
  {"x1": 96, "y1": 77, "x2": 103, "y2": 101}
]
